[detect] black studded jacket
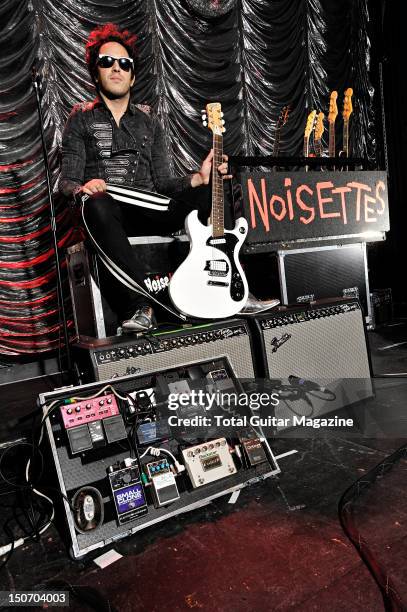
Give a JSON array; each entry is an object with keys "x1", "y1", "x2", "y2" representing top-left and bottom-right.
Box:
[{"x1": 59, "y1": 98, "x2": 193, "y2": 198}]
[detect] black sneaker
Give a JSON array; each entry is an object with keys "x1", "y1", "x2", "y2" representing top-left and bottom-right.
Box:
[{"x1": 121, "y1": 306, "x2": 157, "y2": 333}]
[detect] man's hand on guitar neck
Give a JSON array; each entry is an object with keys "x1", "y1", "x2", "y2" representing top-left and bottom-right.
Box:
[{"x1": 191, "y1": 149, "x2": 232, "y2": 188}]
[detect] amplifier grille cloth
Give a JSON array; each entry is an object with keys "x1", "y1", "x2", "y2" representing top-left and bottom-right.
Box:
[{"x1": 262, "y1": 310, "x2": 370, "y2": 379}]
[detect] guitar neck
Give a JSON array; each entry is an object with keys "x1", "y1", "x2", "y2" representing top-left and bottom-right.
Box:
[
  {"x1": 314, "y1": 139, "x2": 323, "y2": 157},
  {"x1": 211, "y1": 133, "x2": 224, "y2": 238},
  {"x1": 273, "y1": 125, "x2": 282, "y2": 157},
  {"x1": 303, "y1": 136, "x2": 309, "y2": 158},
  {"x1": 328, "y1": 122, "x2": 336, "y2": 157},
  {"x1": 343, "y1": 119, "x2": 349, "y2": 157}
]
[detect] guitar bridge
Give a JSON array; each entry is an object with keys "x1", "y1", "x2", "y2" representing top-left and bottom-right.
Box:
[{"x1": 207, "y1": 280, "x2": 229, "y2": 287}]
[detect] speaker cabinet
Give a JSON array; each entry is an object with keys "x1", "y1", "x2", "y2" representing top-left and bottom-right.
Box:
[{"x1": 73, "y1": 318, "x2": 256, "y2": 383}]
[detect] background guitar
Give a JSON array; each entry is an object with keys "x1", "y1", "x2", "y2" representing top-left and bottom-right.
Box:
[
  {"x1": 303, "y1": 109, "x2": 317, "y2": 170},
  {"x1": 328, "y1": 90, "x2": 338, "y2": 160},
  {"x1": 169, "y1": 103, "x2": 249, "y2": 319},
  {"x1": 273, "y1": 105, "x2": 291, "y2": 157},
  {"x1": 340, "y1": 87, "x2": 353, "y2": 158},
  {"x1": 313, "y1": 111, "x2": 325, "y2": 157}
]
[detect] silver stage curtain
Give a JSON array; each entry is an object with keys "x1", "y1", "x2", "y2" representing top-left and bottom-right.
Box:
[{"x1": 0, "y1": 0, "x2": 375, "y2": 356}]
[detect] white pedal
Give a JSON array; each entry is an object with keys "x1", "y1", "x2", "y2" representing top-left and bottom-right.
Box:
[{"x1": 182, "y1": 438, "x2": 237, "y2": 488}]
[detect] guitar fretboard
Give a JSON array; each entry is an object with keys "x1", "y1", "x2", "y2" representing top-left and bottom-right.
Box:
[
  {"x1": 343, "y1": 119, "x2": 349, "y2": 157},
  {"x1": 303, "y1": 136, "x2": 309, "y2": 158},
  {"x1": 211, "y1": 133, "x2": 224, "y2": 238},
  {"x1": 328, "y1": 122, "x2": 336, "y2": 157}
]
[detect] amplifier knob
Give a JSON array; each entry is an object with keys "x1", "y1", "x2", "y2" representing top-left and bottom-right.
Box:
[
  {"x1": 209, "y1": 443, "x2": 214, "y2": 449},
  {"x1": 66, "y1": 408, "x2": 73, "y2": 415},
  {"x1": 119, "y1": 349, "x2": 125, "y2": 356},
  {"x1": 75, "y1": 406, "x2": 81, "y2": 412},
  {"x1": 202, "y1": 445, "x2": 207, "y2": 452},
  {"x1": 107, "y1": 398, "x2": 112, "y2": 404},
  {"x1": 201, "y1": 333, "x2": 207, "y2": 339},
  {"x1": 128, "y1": 347, "x2": 134, "y2": 353},
  {"x1": 86, "y1": 404, "x2": 91, "y2": 410},
  {"x1": 99, "y1": 400, "x2": 104, "y2": 406},
  {"x1": 195, "y1": 448, "x2": 201, "y2": 454},
  {"x1": 171, "y1": 339, "x2": 177, "y2": 346},
  {"x1": 137, "y1": 347, "x2": 142, "y2": 352},
  {"x1": 188, "y1": 451, "x2": 193, "y2": 457}
]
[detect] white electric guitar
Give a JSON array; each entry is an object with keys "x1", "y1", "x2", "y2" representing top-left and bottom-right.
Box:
[{"x1": 169, "y1": 103, "x2": 249, "y2": 319}]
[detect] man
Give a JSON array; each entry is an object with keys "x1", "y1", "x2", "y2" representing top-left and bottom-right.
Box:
[{"x1": 60, "y1": 23, "x2": 278, "y2": 332}]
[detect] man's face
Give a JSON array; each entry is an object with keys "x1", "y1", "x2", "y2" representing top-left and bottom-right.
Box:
[{"x1": 96, "y1": 41, "x2": 135, "y2": 99}]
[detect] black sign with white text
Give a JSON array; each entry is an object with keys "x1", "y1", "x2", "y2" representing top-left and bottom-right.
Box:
[{"x1": 239, "y1": 171, "x2": 389, "y2": 245}]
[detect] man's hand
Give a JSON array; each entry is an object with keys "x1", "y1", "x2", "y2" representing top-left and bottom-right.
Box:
[
  {"x1": 81, "y1": 179, "x2": 107, "y2": 195},
  {"x1": 191, "y1": 149, "x2": 232, "y2": 188}
]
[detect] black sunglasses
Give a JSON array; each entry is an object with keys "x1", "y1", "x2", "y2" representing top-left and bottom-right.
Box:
[{"x1": 97, "y1": 54, "x2": 134, "y2": 72}]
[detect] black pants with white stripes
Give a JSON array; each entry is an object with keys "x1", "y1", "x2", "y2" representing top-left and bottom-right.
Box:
[{"x1": 83, "y1": 185, "x2": 233, "y2": 321}]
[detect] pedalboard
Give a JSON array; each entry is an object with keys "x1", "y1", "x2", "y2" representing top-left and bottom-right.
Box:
[
  {"x1": 60, "y1": 393, "x2": 120, "y2": 429},
  {"x1": 146, "y1": 459, "x2": 180, "y2": 508},
  {"x1": 181, "y1": 437, "x2": 237, "y2": 488},
  {"x1": 108, "y1": 458, "x2": 148, "y2": 525}
]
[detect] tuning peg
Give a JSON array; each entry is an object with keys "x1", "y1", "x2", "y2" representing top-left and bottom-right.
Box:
[
  {"x1": 201, "y1": 109, "x2": 206, "y2": 113},
  {"x1": 220, "y1": 112, "x2": 224, "y2": 117},
  {"x1": 203, "y1": 120, "x2": 208, "y2": 127},
  {"x1": 222, "y1": 127, "x2": 226, "y2": 133},
  {"x1": 221, "y1": 119, "x2": 225, "y2": 125}
]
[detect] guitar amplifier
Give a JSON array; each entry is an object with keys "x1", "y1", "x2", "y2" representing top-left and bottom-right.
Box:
[
  {"x1": 250, "y1": 298, "x2": 373, "y2": 425},
  {"x1": 72, "y1": 318, "x2": 256, "y2": 383},
  {"x1": 276, "y1": 243, "x2": 372, "y2": 323}
]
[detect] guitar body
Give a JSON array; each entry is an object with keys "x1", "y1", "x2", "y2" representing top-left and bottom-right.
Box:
[{"x1": 169, "y1": 210, "x2": 249, "y2": 319}]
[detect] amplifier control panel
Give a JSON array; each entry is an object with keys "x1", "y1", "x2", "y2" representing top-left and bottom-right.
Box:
[
  {"x1": 95, "y1": 324, "x2": 248, "y2": 365},
  {"x1": 260, "y1": 301, "x2": 360, "y2": 329}
]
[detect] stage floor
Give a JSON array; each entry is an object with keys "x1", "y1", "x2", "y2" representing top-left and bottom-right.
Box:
[{"x1": 1, "y1": 321, "x2": 407, "y2": 611}]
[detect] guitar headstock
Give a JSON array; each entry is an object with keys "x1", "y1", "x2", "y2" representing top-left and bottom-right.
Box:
[
  {"x1": 328, "y1": 91, "x2": 338, "y2": 124},
  {"x1": 304, "y1": 110, "x2": 317, "y2": 139},
  {"x1": 342, "y1": 88, "x2": 353, "y2": 121},
  {"x1": 202, "y1": 102, "x2": 225, "y2": 135},
  {"x1": 314, "y1": 112, "x2": 325, "y2": 141},
  {"x1": 277, "y1": 104, "x2": 291, "y2": 128}
]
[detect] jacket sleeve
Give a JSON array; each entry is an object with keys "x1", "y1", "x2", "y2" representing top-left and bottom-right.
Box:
[
  {"x1": 150, "y1": 116, "x2": 194, "y2": 197},
  {"x1": 59, "y1": 109, "x2": 86, "y2": 198}
]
